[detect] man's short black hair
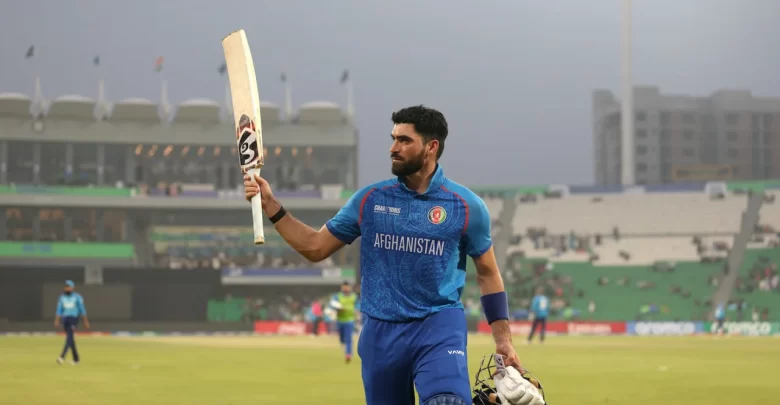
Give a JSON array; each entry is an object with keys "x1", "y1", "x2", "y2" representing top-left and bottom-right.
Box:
[{"x1": 391, "y1": 105, "x2": 448, "y2": 159}]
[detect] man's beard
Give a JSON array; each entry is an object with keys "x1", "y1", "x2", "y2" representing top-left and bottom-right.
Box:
[
  {"x1": 391, "y1": 150, "x2": 425, "y2": 177},
  {"x1": 64, "y1": 291, "x2": 72, "y2": 296}
]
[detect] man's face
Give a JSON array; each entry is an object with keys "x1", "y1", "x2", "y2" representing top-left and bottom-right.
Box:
[
  {"x1": 64, "y1": 286, "x2": 73, "y2": 294},
  {"x1": 390, "y1": 123, "x2": 434, "y2": 177},
  {"x1": 341, "y1": 284, "x2": 352, "y2": 295}
]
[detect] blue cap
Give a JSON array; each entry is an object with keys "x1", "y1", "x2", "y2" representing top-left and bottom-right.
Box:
[{"x1": 65, "y1": 280, "x2": 75, "y2": 287}]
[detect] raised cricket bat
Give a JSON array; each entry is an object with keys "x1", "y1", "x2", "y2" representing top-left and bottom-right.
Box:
[{"x1": 222, "y1": 29, "x2": 265, "y2": 245}]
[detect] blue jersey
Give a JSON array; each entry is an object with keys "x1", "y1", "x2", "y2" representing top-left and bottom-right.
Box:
[
  {"x1": 715, "y1": 305, "x2": 725, "y2": 320},
  {"x1": 326, "y1": 165, "x2": 492, "y2": 322},
  {"x1": 531, "y1": 295, "x2": 549, "y2": 318},
  {"x1": 56, "y1": 293, "x2": 87, "y2": 318}
]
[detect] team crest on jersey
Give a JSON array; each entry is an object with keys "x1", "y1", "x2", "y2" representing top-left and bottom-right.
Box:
[{"x1": 428, "y1": 206, "x2": 447, "y2": 224}]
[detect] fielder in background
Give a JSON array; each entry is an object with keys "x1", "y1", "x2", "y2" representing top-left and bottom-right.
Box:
[
  {"x1": 329, "y1": 281, "x2": 358, "y2": 363},
  {"x1": 527, "y1": 287, "x2": 548, "y2": 344},
  {"x1": 54, "y1": 280, "x2": 90, "y2": 365},
  {"x1": 244, "y1": 105, "x2": 521, "y2": 405},
  {"x1": 713, "y1": 303, "x2": 726, "y2": 335}
]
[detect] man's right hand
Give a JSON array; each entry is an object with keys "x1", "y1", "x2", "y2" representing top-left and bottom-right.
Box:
[
  {"x1": 243, "y1": 173, "x2": 273, "y2": 204},
  {"x1": 244, "y1": 173, "x2": 282, "y2": 218}
]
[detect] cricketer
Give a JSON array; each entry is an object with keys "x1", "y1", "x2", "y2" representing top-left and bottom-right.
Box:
[
  {"x1": 244, "y1": 105, "x2": 521, "y2": 405},
  {"x1": 527, "y1": 287, "x2": 549, "y2": 344},
  {"x1": 54, "y1": 280, "x2": 89, "y2": 365},
  {"x1": 329, "y1": 281, "x2": 359, "y2": 363}
]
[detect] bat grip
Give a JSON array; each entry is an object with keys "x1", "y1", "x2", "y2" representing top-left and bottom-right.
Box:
[{"x1": 247, "y1": 167, "x2": 265, "y2": 245}]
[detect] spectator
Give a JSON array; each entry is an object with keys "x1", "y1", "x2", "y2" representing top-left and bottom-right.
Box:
[{"x1": 311, "y1": 300, "x2": 323, "y2": 336}]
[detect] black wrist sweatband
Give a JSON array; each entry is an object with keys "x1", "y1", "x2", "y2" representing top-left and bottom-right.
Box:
[{"x1": 269, "y1": 206, "x2": 287, "y2": 224}]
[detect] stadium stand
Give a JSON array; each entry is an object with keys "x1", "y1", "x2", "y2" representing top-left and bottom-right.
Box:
[
  {"x1": 151, "y1": 226, "x2": 357, "y2": 270},
  {"x1": 732, "y1": 248, "x2": 779, "y2": 321},
  {"x1": 3, "y1": 86, "x2": 780, "y2": 324},
  {"x1": 511, "y1": 192, "x2": 746, "y2": 235},
  {"x1": 461, "y1": 182, "x2": 780, "y2": 322}
]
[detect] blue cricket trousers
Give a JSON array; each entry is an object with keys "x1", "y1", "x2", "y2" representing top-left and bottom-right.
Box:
[
  {"x1": 60, "y1": 316, "x2": 80, "y2": 362},
  {"x1": 358, "y1": 308, "x2": 470, "y2": 405}
]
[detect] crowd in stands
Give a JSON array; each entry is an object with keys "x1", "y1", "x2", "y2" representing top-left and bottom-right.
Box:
[
  {"x1": 156, "y1": 243, "x2": 357, "y2": 270},
  {"x1": 208, "y1": 286, "x2": 353, "y2": 325},
  {"x1": 9, "y1": 173, "x2": 780, "y2": 323},
  {"x1": 151, "y1": 225, "x2": 357, "y2": 270},
  {"x1": 739, "y1": 261, "x2": 779, "y2": 293}
]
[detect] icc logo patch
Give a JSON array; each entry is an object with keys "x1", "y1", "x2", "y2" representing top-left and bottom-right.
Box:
[{"x1": 428, "y1": 206, "x2": 447, "y2": 225}]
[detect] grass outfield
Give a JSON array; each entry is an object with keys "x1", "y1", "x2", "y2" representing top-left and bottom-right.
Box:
[{"x1": 1, "y1": 334, "x2": 778, "y2": 405}]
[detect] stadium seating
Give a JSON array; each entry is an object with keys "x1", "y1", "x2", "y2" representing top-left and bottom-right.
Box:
[
  {"x1": 483, "y1": 197, "x2": 503, "y2": 221},
  {"x1": 485, "y1": 259, "x2": 725, "y2": 322},
  {"x1": 757, "y1": 192, "x2": 780, "y2": 228},
  {"x1": 590, "y1": 237, "x2": 700, "y2": 265},
  {"x1": 511, "y1": 193, "x2": 746, "y2": 235},
  {"x1": 152, "y1": 226, "x2": 356, "y2": 270},
  {"x1": 733, "y1": 248, "x2": 780, "y2": 320},
  {"x1": 473, "y1": 184, "x2": 780, "y2": 322}
]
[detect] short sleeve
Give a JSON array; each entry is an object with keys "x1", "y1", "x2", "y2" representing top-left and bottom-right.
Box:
[
  {"x1": 78, "y1": 295, "x2": 87, "y2": 315},
  {"x1": 326, "y1": 186, "x2": 374, "y2": 245},
  {"x1": 464, "y1": 194, "x2": 493, "y2": 257}
]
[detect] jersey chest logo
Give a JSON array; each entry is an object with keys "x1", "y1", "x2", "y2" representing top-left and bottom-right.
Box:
[{"x1": 428, "y1": 206, "x2": 447, "y2": 224}]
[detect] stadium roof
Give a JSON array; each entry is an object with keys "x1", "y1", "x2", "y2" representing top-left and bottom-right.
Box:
[
  {"x1": 298, "y1": 101, "x2": 343, "y2": 124},
  {"x1": 0, "y1": 92, "x2": 30, "y2": 100},
  {"x1": 0, "y1": 88, "x2": 350, "y2": 125},
  {"x1": 300, "y1": 101, "x2": 340, "y2": 109},
  {"x1": 0, "y1": 93, "x2": 32, "y2": 117},
  {"x1": 109, "y1": 98, "x2": 160, "y2": 123},
  {"x1": 259, "y1": 101, "x2": 280, "y2": 123},
  {"x1": 173, "y1": 98, "x2": 220, "y2": 125},
  {"x1": 48, "y1": 95, "x2": 96, "y2": 120},
  {"x1": 119, "y1": 98, "x2": 155, "y2": 105},
  {"x1": 180, "y1": 98, "x2": 220, "y2": 107}
]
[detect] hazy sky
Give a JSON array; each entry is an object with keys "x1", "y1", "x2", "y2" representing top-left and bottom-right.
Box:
[{"x1": 1, "y1": 0, "x2": 778, "y2": 187}]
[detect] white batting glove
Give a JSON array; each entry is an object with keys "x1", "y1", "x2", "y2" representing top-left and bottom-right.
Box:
[{"x1": 494, "y1": 366, "x2": 546, "y2": 405}]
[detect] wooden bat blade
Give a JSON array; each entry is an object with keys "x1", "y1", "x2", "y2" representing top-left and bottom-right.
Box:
[{"x1": 222, "y1": 29, "x2": 265, "y2": 245}]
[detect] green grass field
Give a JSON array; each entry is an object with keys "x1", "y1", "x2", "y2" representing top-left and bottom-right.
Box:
[{"x1": 1, "y1": 334, "x2": 778, "y2": 404}]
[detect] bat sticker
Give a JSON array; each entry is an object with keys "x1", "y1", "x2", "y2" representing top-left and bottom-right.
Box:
[{"x1": 236, "y1": 114, "x2": 263, "y2": 170}]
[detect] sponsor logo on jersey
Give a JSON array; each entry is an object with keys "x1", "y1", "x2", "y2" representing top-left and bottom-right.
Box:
[
  {"x1": 374, "y1": 204, "x2": 401, "y2": 215},
  {"x1": 428, "y1": 206, "x2": 447, "y2": 224},
  {"x1": 373, "y1": 232, "x2": 446, "y2": 256}
]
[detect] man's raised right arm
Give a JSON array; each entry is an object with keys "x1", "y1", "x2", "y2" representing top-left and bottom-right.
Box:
[{"x1": 244, "y1": 173, "x2": 362, "y2": 263}]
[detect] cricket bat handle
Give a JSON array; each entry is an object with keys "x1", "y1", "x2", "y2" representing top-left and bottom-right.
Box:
[{"x1": 247, "y1": 167, "x2": 265, "y2": 245}]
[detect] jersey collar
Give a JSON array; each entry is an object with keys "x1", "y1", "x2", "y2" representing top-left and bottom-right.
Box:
[{"x1": 397, "y1": 164, "x2": 446, "y2": 195}]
